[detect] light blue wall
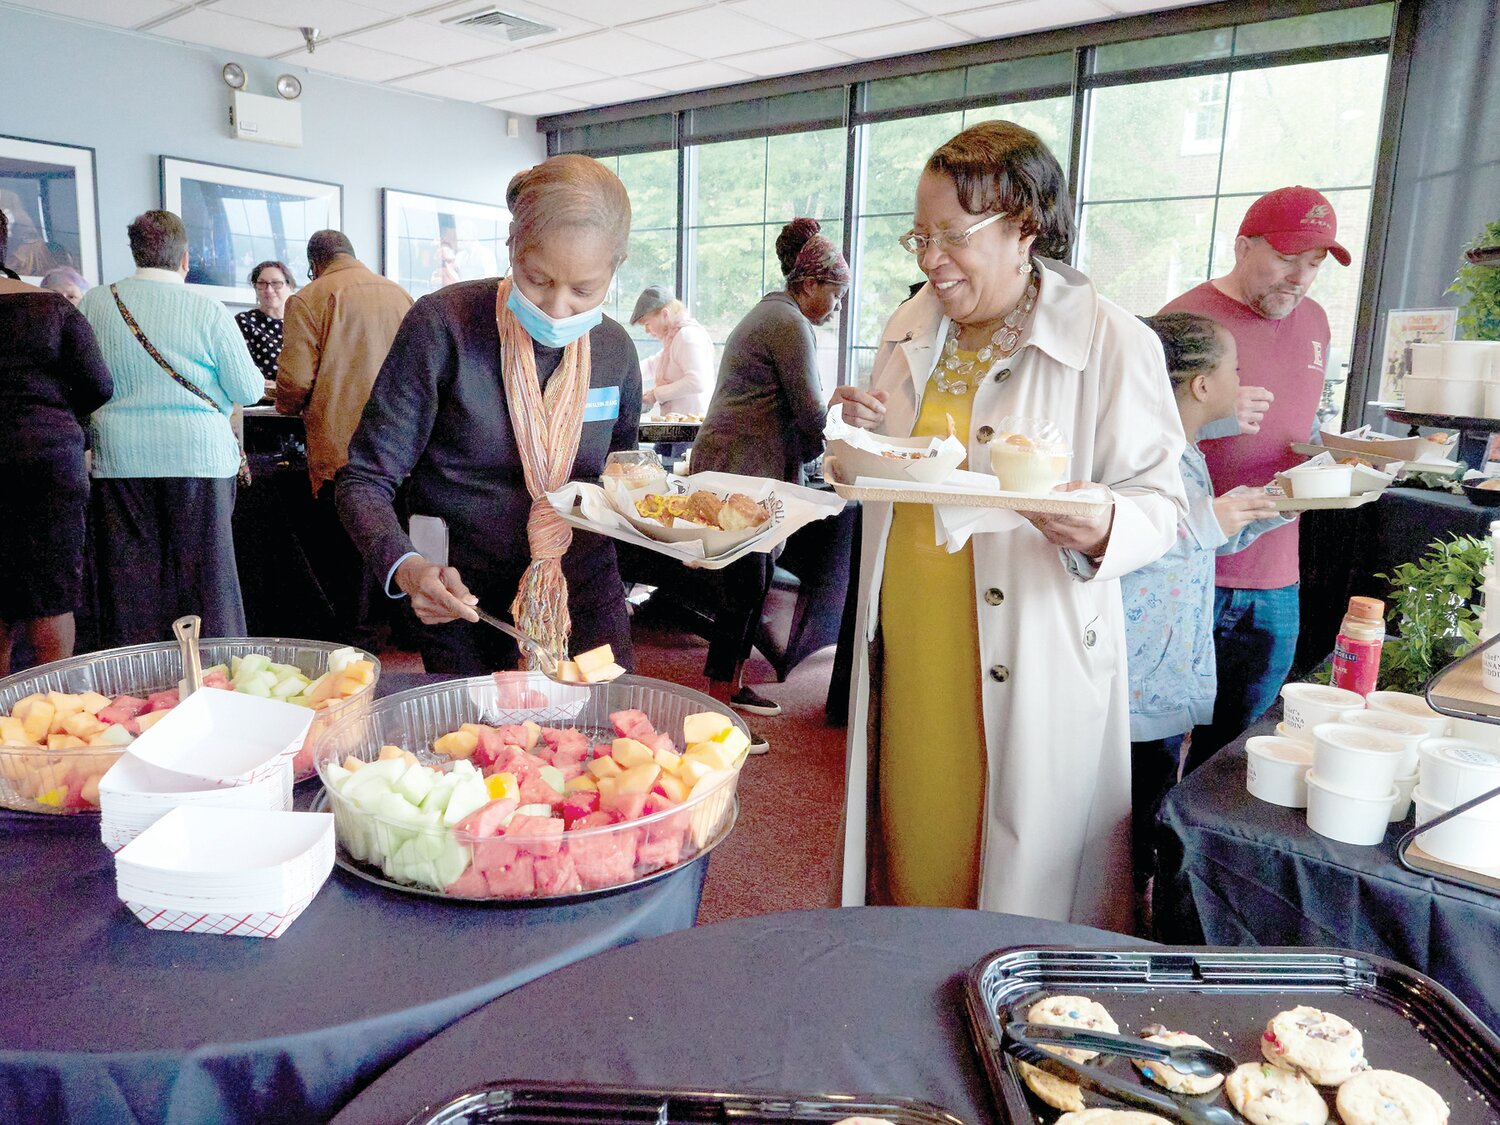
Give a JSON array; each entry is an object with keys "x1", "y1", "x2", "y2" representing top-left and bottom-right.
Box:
[{"x1": 0, "y1": 3, "x2": 546, "y2": 287}]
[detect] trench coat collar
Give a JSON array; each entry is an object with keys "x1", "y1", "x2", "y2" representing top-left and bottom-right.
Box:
[{"x1": 882, "y1": 258, "x2": 1099, "y2": 376}]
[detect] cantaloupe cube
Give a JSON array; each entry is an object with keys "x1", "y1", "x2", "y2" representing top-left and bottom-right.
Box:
[
  {"x1": 432, "y1": 729, "x2": 478, "y2": 759},
  {"x1": 342, "y1": 755, "x2": 365, "y2": 772},
  {"x1": 47, "y1": 734, "x2": 87, "y2": 750},
  {"x1": 80, "y1": 774, "x2": 102, "y2": 806},
  {"x1": 616, "y1": 762, "x2": 660, "y2": 795},
  {"x1": 563, "y1": 774, "x2": 598, "y2": 793},
  {"x1": 378, "y1": 744, "x2": 406, "y2": 761},
  {"x1": 46, "y1": 692, "x2": 85, "y2": 726},
  {"x1": 14, "y1": 697, "x2": 55, "y2": 744},
  {"x1": 346, "y1": 660, "x2": 375, "y2": 685},
  {"x1": 0, "y1": 716, "x2": 32, "y2": 746},
  {"x1": 136, "y1": 710, "x2": 170, "y2": 732},
  {"x1": 587, "y1": 755, "x2": 624, "y2": 780},
  {"x1": 556, "y1": 660, "x2": 582, "y2": 682},
  {"x1": 653, "y1": 747, "x2": 682, "y2": 774},
  {"x1": 306, "y1": 673, "x2": 337, "y2": 706},
  {"x1": 610, "y1": 737, "x2": 655, "y2": 768},
  {"x1": 682, "y1": 712, "x2": 733, "y2": 745},
  {"x1": 573, "y1": 644, "x2": 615, "y2": 679},
  {"x1": 655, "y1": 773, "x2": 689, "y2": 803},
  {"x1": 678, "y1": 758, "x2": 715, "y2": 787},
  {"x1": 61, "y1": 712, "x2": 107, "y2": 739},
  {"x1": 78, "y1": 691, "x2": 113, "y2": 715},
  {"x1": 682, "y1": 742, "x2": 733, "y2": 772},
  {"x1": 521, "y1": 721, "x2": 542, "y2": 750},
  {"x1": 596, "y1": 775, "x2": 620, "y2": 804}
]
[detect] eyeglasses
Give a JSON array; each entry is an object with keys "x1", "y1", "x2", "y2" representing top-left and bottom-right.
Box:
[
  {"x1": 899, "y1": 211, "x2": 1007, "y2": 255},
  {"x1": 254, "y1": 280, "x2": 288, "y2": 290}
]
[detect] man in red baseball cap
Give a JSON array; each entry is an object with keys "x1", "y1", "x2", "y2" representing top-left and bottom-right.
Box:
[{"x1": 1159, "y1": 185, "x2": 1350, "y2": 775}]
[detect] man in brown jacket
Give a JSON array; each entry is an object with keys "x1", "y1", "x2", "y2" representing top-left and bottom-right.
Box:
[{"x1": 276, "y1": 230, "x2": 412, "y2": 643}]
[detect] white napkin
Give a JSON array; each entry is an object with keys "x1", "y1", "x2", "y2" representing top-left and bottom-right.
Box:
[{"x1": 934, "y1": 483, "x2": 1112, "y2": 552}]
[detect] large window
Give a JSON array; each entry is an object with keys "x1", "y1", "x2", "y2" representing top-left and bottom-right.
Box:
[
  {"x1": 557, "y1": 3, "x2": 1395, "y2": 421},
  {"x1": 594, "y1": 149, "x2": 679, "y2": 362},
  {"x1": 686, "y1": 127, "x2": 846, "y2": 395}
]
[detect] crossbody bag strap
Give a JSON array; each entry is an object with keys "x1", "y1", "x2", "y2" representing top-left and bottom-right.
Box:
[{"x1": 110, "y1": 284, "x2": 224, "y2": 413}]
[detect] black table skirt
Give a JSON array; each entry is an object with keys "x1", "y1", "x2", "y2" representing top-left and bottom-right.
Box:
[
  {"x1": 330, "y1": 906, "x2": 1143, "y2": 1125},
  {"x1": 1154, "y1": 710, "x2": 1500, "y2": 1033},
  {"x1": 0, "y1": 673, "x2": 707, "y2": 1125}
]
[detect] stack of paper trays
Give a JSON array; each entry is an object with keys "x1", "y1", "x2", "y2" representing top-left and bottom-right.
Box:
[
  {"x1": 98, "y1": 689, "x2": 312, "y2": 851},
  {"x1": 115, "y1": 806, "x2": 334, "y2": 938}
]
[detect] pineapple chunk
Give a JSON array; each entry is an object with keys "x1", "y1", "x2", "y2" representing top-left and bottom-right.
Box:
[
  {"x1": 573, "y1": 644, "x2": 615, "y2": 679},
  {"x1": 682, "y1": 711, "x2": 733, "y2": 745}
]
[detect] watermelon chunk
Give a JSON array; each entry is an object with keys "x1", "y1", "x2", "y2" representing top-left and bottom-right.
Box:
[
  {"x1": 636, "y1": 819, "x2": 684, "y2": 870},
  {"x1": 517, "y1": 772, "x2": 563, "y2": 808},
  {"x1": 143, "y1": 689, "x2": 180, "y2": 713},
  {"x1": 104, "y1": 694, "x2": 148, "y2": 719},
  {"x1": 642, "y1": 730, "x2": 676, "y2": 756},
  {"x1": 445, "y1": 862, "x2": 490, "y2": 898},
  {"x1": 533, "y1": 850, "x2": 582, "y2": 896},
  {"x1": 504, "y1": 814, "x2": 563, "y2": 857},
  {"x1": 543, "y1": 727, "x2": 590, "y2": 763},
  {"x1": 485, "y1": 850, "x2": 536, "y2": 898},
  {"x1": 472, "y1": 727, "x2": 509, "y2": 769},
  {"x1": 567, "y1": 810, "x2": 638, "y2": 889},
  {"x1": 601, "y1": 790, "x2": 648, "y2": 821},
  {"x1": 609, "y1": 709, "x2": 656, "y2": 742},
  {"x1": 453, "y1": 797, "x2": 518, "y2": 839},
  {"x1": 202, "y1": 670, "x2": 232, "y2": 690},
  {"x1": 561, "y1": 790, "x2": 599, "y2": 827}
]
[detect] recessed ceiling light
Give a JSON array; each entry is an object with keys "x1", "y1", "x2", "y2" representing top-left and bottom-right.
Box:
[{"x1": 222, "y1": 62, "x2": 247, "y2": 90}]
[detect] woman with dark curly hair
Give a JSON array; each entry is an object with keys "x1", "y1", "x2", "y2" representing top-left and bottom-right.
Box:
[
  {"x1": 235, "y1": 260, "x2": 296, "y2": 381},
  {"x1": 832, "y1": 120, "x2": 1188, "y2": 928}
]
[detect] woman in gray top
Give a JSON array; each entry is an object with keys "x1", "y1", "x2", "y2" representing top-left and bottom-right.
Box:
[{"x1": 687, "y1": 218, "x2": 849, "y2": 729}]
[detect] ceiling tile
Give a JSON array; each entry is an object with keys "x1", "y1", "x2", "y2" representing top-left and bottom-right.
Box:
[
  {"x1": 565, "y1": 76, "x2": 667, "y2": 105},
  {"x1": 824, "y1": 17, "x2": 969, "y2": 59},
  {"x1": 207, "y1": 0, "x2": 392, "y2": 39},
  {"x1": 341, "y1": 18, "x2": 499, "y2": 64},
  {"x1": 345, "y1": 0, "x2": 449, "y2": 11},
  {"x1": 389, "y1": 68, "x2": 528, "y2": 101},
  {"x1": 630, "y1": 5, "x2": 798, "y2": 58},
  {"x1": 1098, "y1": 0, "x2": 1209, "y2": 12},
  {"x1": 733, "y1": 0, "x2": 918, "y2": 40},
  {"x1": 540, "y1": 0, "x2": 709, "y2": 22},
  {"x1": 645, "y1": 58, "x2": 757, "y2": 93},
  {"x1": 489, "y1": 91, "x2": 589, "y2": 115},
  {"x1": 4, "y1": 0, "x2": 184, "y2": 27},
  {"x1": 893, "y1": 0, "x2": 1006, "y2": 13},
  {"x1": 527, "y1": 29, "x2": 697, "y2": 75},
  {"x1": 285, "y1": 40, "x2": 427, "y2": 81},
  {"x1": 461, "y1": 51, "x2": 609, "y2": 88},
  {"x1": 149, "y1": 7, "x2": 306, "y2": 56},
  {"x1": 721, "y1": 40, "x2": 856, "y2": 78},
  {"x1": 942, "y1": 0, "x2": 1115, "y2": 38}
]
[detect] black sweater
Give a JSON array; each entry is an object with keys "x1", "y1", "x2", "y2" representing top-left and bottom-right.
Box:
[
  {"x1": 0, "y1": 282, "x2": 113, "y2": 465},
  {"x1": 336, "y1": 279, "x2": 642, "y2": 602}
]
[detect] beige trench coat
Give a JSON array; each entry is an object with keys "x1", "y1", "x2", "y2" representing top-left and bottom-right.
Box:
[{"x1": 839, "y1": 258, "x2": 1188, "y2": 931}]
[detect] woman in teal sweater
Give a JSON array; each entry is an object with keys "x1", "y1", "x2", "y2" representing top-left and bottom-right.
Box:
[{"x1": 79, "y1": 211, "x2": 263, "y2": 645}]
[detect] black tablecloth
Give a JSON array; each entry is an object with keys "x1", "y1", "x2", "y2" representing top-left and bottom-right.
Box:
[
  {"x1": 330, "y1": 907, "x2": 1143, "y2": 1125},
  {"x1": 1154, "y1": 711, "x2": 1500, "y2": 1033},
  {"x1": 0, "y1": 673, "x2": 707, "y2": 1125}
]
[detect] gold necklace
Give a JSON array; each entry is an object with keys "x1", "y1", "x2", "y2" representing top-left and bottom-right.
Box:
[{"x1": 933, "y1": 268, "x2": 1039, "y2": 395}]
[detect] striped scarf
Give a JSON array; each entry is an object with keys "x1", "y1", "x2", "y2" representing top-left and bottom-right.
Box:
[{"x1": 495, "y1": 276, "x2": 590, "y2": 665}]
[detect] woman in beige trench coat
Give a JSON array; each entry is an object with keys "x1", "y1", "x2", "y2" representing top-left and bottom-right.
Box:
[{"x1": 832, "y1": 122, "x2": 1188, "y2": 931}]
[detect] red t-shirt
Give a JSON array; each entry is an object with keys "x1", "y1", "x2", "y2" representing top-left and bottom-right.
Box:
[{"x1": 1159, "y1": 283, "x2": 1331, "y2": 590}]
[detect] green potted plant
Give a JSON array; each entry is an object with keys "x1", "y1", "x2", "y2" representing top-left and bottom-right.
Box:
[
  {"x1": 1374, "y1": 533, "x2": 1491, "y2": 693},
  {"x1": 1447, "y1": 218, "x2": 1500, "y2": 341}
]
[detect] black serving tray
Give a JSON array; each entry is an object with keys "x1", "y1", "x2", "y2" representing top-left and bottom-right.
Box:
[
  {"x1": 964, "y1": 945, "x2": 1500, "y2": 1125},
  {"x1": 404, "y1": 1081, "x2": 970, "y2": 1124}
]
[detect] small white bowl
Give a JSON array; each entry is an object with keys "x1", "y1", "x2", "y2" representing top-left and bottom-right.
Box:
[
  {"x1": 1418, "y1": 739, "x2": 1500, "y2": 807},
  {"x1": 1283, "y1": 463, "x2": 1353, "y2": 499},
  {"x1": 1335, "y1": 708, "x2": 1428, "y2": 775},
  {"x1": 1447, "y1": 717, "x2": 1500, "y2": 749},
  {"x1": 1246, "y1": 736, "x2": 1314, "y2": 808},
  {"x1": 1413, "y1": 787, "x2": 1500, "y2": 870},
  {"x1": 1311, "y1": 723, "x2": 1408, "y2": 798},
  {"x1": 1306, "y1": 771, "x2": 1397, "y2": 846},
  {"x1": 1364, "y1": 691, "x2": 1448, "y2": 739},
  {"x1": 1280, "y1": 684, "x2": 1364, "y2": 744},
  {"x1": 1389, "y1": 772, "x2": 1419, "y2": 822}
]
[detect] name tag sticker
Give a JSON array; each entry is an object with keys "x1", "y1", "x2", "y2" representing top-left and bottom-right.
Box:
[{"x1": 583, "y1": 386, "x2": 621, "y2": 423}]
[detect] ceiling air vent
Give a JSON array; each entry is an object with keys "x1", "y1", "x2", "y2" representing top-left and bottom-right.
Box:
[{"x1": 442, "y1": 6, "x2": 558, "y2": 42}]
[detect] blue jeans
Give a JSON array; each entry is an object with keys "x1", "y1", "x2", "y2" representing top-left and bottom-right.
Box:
[{"x1": 1185, "y1": 584, "x2": 1300, "y2": 774}]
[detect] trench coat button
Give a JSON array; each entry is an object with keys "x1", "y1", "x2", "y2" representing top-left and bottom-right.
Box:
[
  {"x1": 1084, "y1": 628, "x2": 1097, "y2": 648},
  {"x1": 995, "y1": 367, "x2": 1012, "y2": 384},
  {"x1": 989, "y1": 664, "x2": 1009, "y2": 683},
  {"x1": 976, "y1": 425, "x2": 994, "y2": 443},
  {"x1": 984, "y1": 588, "x2": 1005, "y2": 606}
]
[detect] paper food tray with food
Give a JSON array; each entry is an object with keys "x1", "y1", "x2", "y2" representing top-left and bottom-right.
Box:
[
  {"x1": 546, "y1": 471, "x2": 846, "y2": 569},
  {"x1": 824, "y1": 414, "x2": 969, "y2": 486},
  {"x1": 824, "y1": 460, "x2": 1112, "y2": 518}
]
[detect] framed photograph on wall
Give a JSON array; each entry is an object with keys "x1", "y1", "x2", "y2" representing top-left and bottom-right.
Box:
[
  {"x1": 161, "y1": 156, "x2": 341, "y2": 305},
  {"x1": 381, "y1": 188, "x2": 508, "y2": 300},
  {"x1": 1377, "y1": 307, "x2": 1458, "y2": 404},
  {"x1": 0, "y1": 134, "x2": 100, "y2": 286}
]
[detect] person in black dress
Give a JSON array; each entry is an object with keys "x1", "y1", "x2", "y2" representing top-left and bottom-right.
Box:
[{"x1": 235, "y1": 260, "x2": 296, "y2": 381}]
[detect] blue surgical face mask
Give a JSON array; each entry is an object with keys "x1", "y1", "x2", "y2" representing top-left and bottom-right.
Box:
[{"x1": 506, "y1": 276, "x2": 604, "y2": 348}]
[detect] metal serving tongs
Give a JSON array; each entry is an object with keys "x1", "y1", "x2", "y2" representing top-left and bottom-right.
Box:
[
  {"x1": 471, "y1": 606, "x2": 570, "y2": 683},
  {"x1": 172, "y1": 615, "x2": 204, "y2": 698},
  {"x1": 1004, "y1": 1022, "x2": 1239, "y2": 1125}
]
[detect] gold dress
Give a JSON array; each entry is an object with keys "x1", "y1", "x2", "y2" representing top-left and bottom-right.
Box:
[{"x1": 876, "y1": 353, "x2": 986, "y2": 908}]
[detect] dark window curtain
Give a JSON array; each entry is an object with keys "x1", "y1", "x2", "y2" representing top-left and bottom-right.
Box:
[{"x1": 1356, "y1": 0, "x2": 1500, "y2": 426}]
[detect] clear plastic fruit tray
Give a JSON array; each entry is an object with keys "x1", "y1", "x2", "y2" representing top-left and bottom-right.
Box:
[
  {"x1": 0, "y1": 638, "x2": 380, "y2": 814},
  {"x1": 310, "y1": 673, "x2": 746, "y2": 903}
]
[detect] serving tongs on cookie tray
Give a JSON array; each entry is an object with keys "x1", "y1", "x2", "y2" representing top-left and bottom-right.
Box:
[{"x1": 1002, "y1": 1024, "x2": 1237, "y2": 1125}]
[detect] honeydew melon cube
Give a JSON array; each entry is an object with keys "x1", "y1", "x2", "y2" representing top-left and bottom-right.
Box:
[
  {"x1": 327, "y1": 646, "x2": 359, "y2": 675},
  {"x1": 236, "y1": 654, "x2": 272, "y2": 677},
  {"x1": 392, "y1": 834, "x2": 470, "y2": 890},
  {"x1": 236, "y1": 676, "x2": 272, "y2": 698},
  {"x1": 203, "y1": 663, "x2": 229, "y2": 679},
  {"x1": 271, "y1": 675, "x2": 305, "y2": 699},
  {"x1": 136, "y1": 710, "x2": 170, "y2": 732},
  {"x1": 368, "y1": 791, "x2": 423, "y2": 854},
  {"x1": 682, "y1": 711, "x2": 733, "y2": 745},
  {"x1": 419, "y1": 775, "x2": 460, "y2": 816},
  {"x1": 441, "y1": 774, "x2": 491, "y2": 827},
  {"x1": 324, "y1": 762, "x2": 352, "y2": 790},
  {"x1": 449, "y1": 759, "x2": 480, "y2": 777},
  {"x1": 394, "y1": 763, "x2": 437, "y2": 805},
  {"x1": 512, "y1": 802, "x2": 554, "y2": 818},
  {"x1": 581, "y1": 662, "x2": 626, "y2": 684},
  {"x1": 89, "y1": 724, "x2": 135, "y2": 748},
  {"x1": 610, "y1": 738, "x2": 655, "y2": 768},
  {"x1": 538, "y1": 765, "x2": 565, "y2": 794}
]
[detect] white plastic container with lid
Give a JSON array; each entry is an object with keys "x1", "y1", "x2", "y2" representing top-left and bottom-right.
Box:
[
  {"x1": 1418, "y1": 738, "x2": 1500, "y2": 806},
  {"x1": 1441, "y1": 340, "x2": 1500, "y2": 381},
  {"x1": 1390, "y1": 771, "x2": 1420, "y2": 822},
  {"x1": 1279, "y1": 683, "x2": 1364, "y2": 745},
  {"x1": 1336, "y1": 707, "x2": 1427, "y2": 775},
  {"x1": 1404, "y1": 375, "x2": 1484, "y2": 416},
  {"x1": 1245, "y1": 735, "x2": 1314, "y2": 808},
  {"x1": 1305, "y1": 772, "x2": 1396, "y2": 846},
  {"x1": 1311, "y1": 722, "x2": 1408, "y2": 798},
  {"x1": 1282, "y1": 463, "x2": 1353, "y2": 499},
  {"x1": 1412, "y1": 787, "x2": 1500, "y2": 870},
  {"x1": 1364, "y1": 691, "x2": 1448, "y2": 738}
]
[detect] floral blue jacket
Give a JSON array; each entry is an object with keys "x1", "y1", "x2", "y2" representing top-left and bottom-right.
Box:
[{"x1": 1123, "y1": 439, "x2": 1290, "y2": 741}]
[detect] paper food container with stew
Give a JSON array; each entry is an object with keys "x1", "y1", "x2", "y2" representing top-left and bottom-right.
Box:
[{"x1": 823, "y1": 416, "x2": 967, "y2": 486}]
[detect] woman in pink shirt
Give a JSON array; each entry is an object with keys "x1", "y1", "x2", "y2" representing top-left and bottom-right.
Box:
[{"x1": 630, "y1": 286, "x2": 711, "y2": 417}]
